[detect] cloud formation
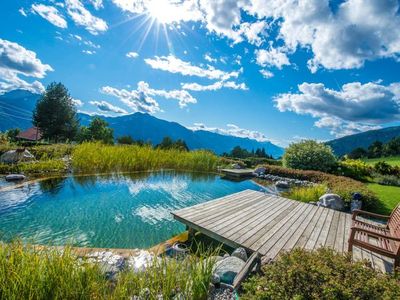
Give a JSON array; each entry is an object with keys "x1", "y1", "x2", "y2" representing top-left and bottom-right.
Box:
[
  {"x1": 90, "y1": 100, "x2": 128, "y2": 114},
  {"x1": 275, "y1": 81, "x2": 400, "y2": 136},
  {"x1": 0, "y1": 39, "x2": 52, "y2": 94},
  {"x1": 144, "y1": 55, "x2": 241, "y2": 80},
  {"x1": 190, "y1": 123, "x2": 269, "y2": 142},
  {"x1": 31, "y1": 4, "x2": 68, "y2": 28},
  {"x1": 255, "y1": 47, "x2": 290, "y2": 69},
  {"x1": 66, "y1": 0, "x2": 108, "y2": 35},
  {"x1": 126, "y1": 51, "x2": 139, "y2": 59},
  {"x1": 182, "y1": 80, "x2": 247, "y2": 91}
]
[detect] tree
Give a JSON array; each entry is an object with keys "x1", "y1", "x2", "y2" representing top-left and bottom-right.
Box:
[
  {"x1": 117, "y1": 135, "x2": 135, "y2": 145},
  {"x1": 33, "y1": 83, "x2": 79, "y2": 142},
  {"x1": 174, "y1": 139, "x2": 189, "y2": 151},
  {"x1": 157, "y1": 136, "x2": 174, "y2": 150},
  {"x1": 348, "y1": 147, "x2": 367, "y2": 159},
  {"x1": 78, "y1": 117, "x2": 114, "y2": 144},
  {"x1": 6, "y1": 128, "x2": 21, "y2": 142},
  {"x1": 383, "y1": 137, "x2": 400, "y2": 157},
  {"x1": 367, "y1": 141, "x2": 383, "y2": 158},
  {"x1": 283, "y1": 140, "x2": 337, "y2": 172}
]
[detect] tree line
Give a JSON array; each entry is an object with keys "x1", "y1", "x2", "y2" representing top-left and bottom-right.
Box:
[
  {"x1": 348, "y1": 138, "x2": 400, "y2": 159},
  {"x1": 222, "y1": 145, "x2": 273, "y2": 159}
]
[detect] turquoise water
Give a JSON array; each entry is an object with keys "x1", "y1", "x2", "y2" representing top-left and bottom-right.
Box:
[{"x1": 0, "y1": 171, "x2": 265, "y2": 249}]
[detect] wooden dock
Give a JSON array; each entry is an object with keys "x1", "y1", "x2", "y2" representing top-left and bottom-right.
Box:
[
  {"x1": 220, "y1": 169, "x2": 254, "y2": 178},
  {"x1": 172, "y1": 190, "x2": 394, "y2": 273}
]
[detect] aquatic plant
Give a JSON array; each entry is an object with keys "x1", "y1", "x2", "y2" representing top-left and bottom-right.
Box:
[
  {"x1": 72, "y1": 142, "x2": 219, "y2": 173},
  {"x1": 282, "y1": 184, "x2": 327, "y2": 203}
]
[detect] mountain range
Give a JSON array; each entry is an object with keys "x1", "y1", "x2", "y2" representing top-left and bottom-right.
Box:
[{"x1": 0, "y1": 90, "x2": 284, "y2": 157}]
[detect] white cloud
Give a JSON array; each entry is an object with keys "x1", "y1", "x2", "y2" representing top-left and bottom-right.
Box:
[
  {"x1": 90, "y1": 100, "x2": 128, "y2": 114},
  {"x1": 182, "y1": 80, "x2": 247, "y2": 91},
  {"x1": 126, "y1": 51, "x2": 139, "y2": 59},
  {"x1": 144, "y1": 55, "x2": 241, "y2": 80},
  {"x1": 90, "y1": 0, "x2": 103, "y2": 10},
  {"x1": 72, "y1": 98, "x2": 84, "y2": 107},
  {"x1": 189, "y1": 123, "x2": 270, "y2": 142},
  {"x1": 31, "y1": 4, "x2": 68, "y2": 29},
  {"x1": 204, "y1": 53, "x2": 217, "y2": 63},
  {"x1": 82, "y1": 50, "x2": 96, "y2": 55},
  {"x1": 259, "y1": 69, "x2": 274, "y2": 79},
  {"x1": 0, "y1": 39, "x2": 52, "y2": 95},
  {"x1": 275, "y1": 81, "x2": 400, "y2": 137},
  {"x1": 255, "y1": 46, "x2": 290, "y2": 69},
  {"x1": 19, "y1": 8, "x2": 27, "y2": 17},
  {"x1": 66, "y1": 0, "x2": 108, "y2": 35},
  {"x1": 237, "y1": 20, "x2": 268, "y2": 46}
]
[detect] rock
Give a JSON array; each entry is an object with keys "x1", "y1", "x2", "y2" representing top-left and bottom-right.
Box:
[
  {"x1": 213, "y1": 256, "x2": 245, "y2": 285},
  {"x1": 126, "y1": 250, "x2": 158, "y2": 273},
  {"x1": 232, "y1": 163, "x2": 242, "y2": 169},
  {"x1": 211, "y1": 273, "x2": 221, "y2": 285},
  {"x1": 86, "y1": 251, "x2": 125, "y2": 280},
  {"x1": 351, "y1": 199, "x2": 362, "y2": 212},
  {"x1": 275, "y1": 180, "x2": 289, "y2": 189},
  {"x1": 254, "y1": 167, "x2": 266, "y2": 175},
  {"x1": 231, "y1": 247, "x2": 247, "y2": 262},
  {"x1": 318, "y1": 193, "x2": 344, "y2": 211}
]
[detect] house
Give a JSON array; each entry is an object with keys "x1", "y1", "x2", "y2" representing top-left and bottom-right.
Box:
[{"x1": 16, "y1": 127, "x2": 42, "y2": 141}]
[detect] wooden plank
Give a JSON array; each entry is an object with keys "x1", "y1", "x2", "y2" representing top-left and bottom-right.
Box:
[
  {"x1": 248, "y1": 202, "x2": 305, "y2": 252},
  {"x1": 206, "y1": 195, "x2": 280, "y2": 233},
  {"x1": 174, "y1": 190, "x2": 256, "y2": 217},
  {"x1": 343, "y1": 212, "x2": 352, "y2": 252},
  {"x1": 233, "y1": 200, "x2": 298, "y2": 247},
  {"x1": 262, "y1": 204, "x2": 316, "y2": 259},
  {"x1": 281, "y1": 205, "x2": 320, "y2": 253},
  {"x1": 294, "y1": 206, "x2": 324, "y2": 249},
  {"x1": 333, "y1": 211, "x2": 347, "y2": 253},
  {"x1": 223, "y1": 199, "x2": 293, "y2": 244},
  {"x1": 313, "y1": 208, "x2": 335, "y2": 250},
  {"x1": 304, "y1": 207, "x2": 330, "y2": 250},
  {"x1": 232, "y1": 252, "x2": 261, "y2": 290},
  {"x1": 325, "y1": 210, "x2": 341, "y2": 249}
]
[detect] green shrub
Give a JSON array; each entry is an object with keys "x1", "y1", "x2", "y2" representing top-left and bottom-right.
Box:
[
  {"x1": 242, "y1": 157, "x2": 282, "y2": 168},
  {"x1": 282, "y1": 184, "x2": 327, "y2": 203},
  {"x1": 336, "y1": 159, "x2": 373, "y2": 180},
  {"x1": 242, "y1": 248, "x2": 400, "y2": 300},
  {"x1": 375, "y1": 175, "x2": 400, "y2": 187},
  {"x1": 374, "y1": 161, "x2": 400, "y2": 176},
  {"x1": 259, "y1": 164, "x2": 378, "y2": 210},
  {"x1": 283, "y1": 140, "x2": 337, "y2": 172},
  {"x1": 0, "y1": 160, "x2": 66, "y2": 175},
  {"x1": 72, "y1": 142, "x2": 218, "y2": 173}
]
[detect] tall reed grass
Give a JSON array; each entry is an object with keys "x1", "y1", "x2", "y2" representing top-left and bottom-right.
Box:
[
  {"x1": 0, "y1": 241, "x2": 218, "y2": 299},
  {"x1": 282, "y1": 184, "x2": 327, "y2": 203},
  {"x1": 72, "y1": 142, "x2": 219, "y2": 174}
]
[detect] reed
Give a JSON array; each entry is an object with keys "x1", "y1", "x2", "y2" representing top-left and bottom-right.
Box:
[
  {"x1": 72, "y1": 142, "x2": 219, "y2": 174},
  {"x1": 282, "y1": 184, "x2": 327, "y2": 203}
]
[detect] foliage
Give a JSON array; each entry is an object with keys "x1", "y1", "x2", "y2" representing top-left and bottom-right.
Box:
[
  {"x1": 258, "y1": 164, "x2": 378, "y2": 210},
  {"x1": 223, "y1": 145, "x2": 273, "y2": 159},
  {"x1": 283, "y1": 140, "x2": 337, "y2": 172},
  {"x1": 33, "y1": 82, "x2": 79, "y2": 142},
  {"x1": 0, "y1": 159, "x2": 66, "y2": 175},
  {"x1": 72, "y1": 142, "x2": 218, "y2": 173},
  {"x1": 363, "y1": 156, "x2": 400, "y2": 167},
  {"x1": 157, "y1": 137, "x2": 189, "y2": 151},
  {"x1": 336, "y1": 159, "x2": 373, "y2": 180},
  {"x1": 0, "y1": 132, "x2": 8, "y2": 145},
  {"x1": 78, "y1": 117, "x2": 114, "y2": 144},
  {"x1": 242, "y1": 157, "x2": 282, "y2": 168},
  {"x1": 282, "y1": 184, "x2": 327, "y2": 203},
  {"x1": 375, "y1": 175, "x2": 400, "y2": 187},
  {"x1": 347, "y1": 137, "x2": 400, "y2": 159},
  {"x1": 367, "y1": 140, "x2": 384, "y2": 158},
  {"x1": 348, "y1": 147, "x2": 368, "y2": 159},
  {"x1": 117, "y1": 135, "x2": 135, "y2": 145},
  {"x1": 242, "y1": 248, "x2": 400, "y2": 300},
  {"x1": 0, "y1": 241, "x2": 217, "y2": 300},
  {"x1": 367, "y1": 183, "x2": 400, "y2": 215},
  {"x1": 374, "y1": 161, "x2": 400, "y2": 176},
  {"x1": 5, "y1": 128, "x2": 21, "y2": 142}
]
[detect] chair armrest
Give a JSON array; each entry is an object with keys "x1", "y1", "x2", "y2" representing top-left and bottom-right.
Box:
[
  {"x1": 352, "y1": 209, "x2": 390, "y2": 221},
  {"x1": 350, "y1": 226, "x2": 400, "y2": 241}
]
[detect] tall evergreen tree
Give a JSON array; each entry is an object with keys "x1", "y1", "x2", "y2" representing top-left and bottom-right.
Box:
[{"x1": 33, "y1": 83, "x2": 79, "y2": 142}]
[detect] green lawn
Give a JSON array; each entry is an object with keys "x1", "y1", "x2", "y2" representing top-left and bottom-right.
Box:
[
  {"x1": 367, "y1": 183, "x2": 400, "y2": 214},
  {"x1": 363, "y1": 156, "x2": 400, "y2": 166}
]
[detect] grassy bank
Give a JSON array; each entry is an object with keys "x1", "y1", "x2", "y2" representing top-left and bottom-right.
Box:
[
  {"x1": 366, "y1": 183, "x2": 400, "y2": 214},
  {"x1": 363, "y1": 156, "x2": 400, "y2": 167},
  {"x1": 0, "y1": 241, "x2": 216, "y2": 299},
  {"x1": 72, "y1": 142, "x2": 219, "y2": 173}
]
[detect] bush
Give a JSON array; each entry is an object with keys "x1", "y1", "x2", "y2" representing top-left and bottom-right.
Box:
[
  {"x1": 242, "y1": 248, "x2": 400, "y2": 300},
  {"x1": 283, "y1": 140, "x2": 337, "y2": 172},
  {"x1": 258, "y1": 164, "x2": 378, "y2": 210},
  {"x1": 336, "y1": 159, "x2": 373, "y2": 180},
  {"x1": 375, "y1": 175, "x2": 400, "y2": 187},
  {"x1": 282, "y1": 184, "x2": 327, "y2": 203},
  {"x1": 374, "y1": 161, "x2": 400, "y2": 176}
]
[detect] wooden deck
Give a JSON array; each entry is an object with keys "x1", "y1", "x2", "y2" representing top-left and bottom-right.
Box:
[
  {"x1": 172, "y1": 189, "x2": 394, "y2": 273},
  {"x1": 220, "y1": 169, "x2": 254, "y2": 178}
]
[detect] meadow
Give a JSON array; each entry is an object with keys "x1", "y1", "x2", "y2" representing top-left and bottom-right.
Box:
[{"x1": 363, "y1": 156, "x2": 400, "y2": 167}]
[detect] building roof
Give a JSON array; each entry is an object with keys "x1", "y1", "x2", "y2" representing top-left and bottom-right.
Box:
[{"x1": 17, "y1": 127, "x2": 42, "y2": 141}]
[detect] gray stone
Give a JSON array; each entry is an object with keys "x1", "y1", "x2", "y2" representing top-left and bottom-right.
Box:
[
  {"x1": 318, "y1": 193, "x2": 344, "y2": 211},
  {"x1": 351, "y1": 199, "x2": 362, "y2": 212},
  {"x1": 275, "y1": 180, "x2": 289, "y2": 189},
  {"x1": 211, "y1": 273, "x2": 221, "y2": 285},
  {"x1": 231, "y1": 247, "x2": 247, "y2": 262},
  {"x1": 213, "y1": 256, "x2": 245, "y2": 285}
]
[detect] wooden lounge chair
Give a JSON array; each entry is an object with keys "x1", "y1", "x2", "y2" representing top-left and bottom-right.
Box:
[{"x1": 348, "y1": 203, "x2": 400, "y2": 268}]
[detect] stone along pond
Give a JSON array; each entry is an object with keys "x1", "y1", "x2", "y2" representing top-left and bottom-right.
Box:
[{"x1": 0, "y1": 171, "x2": 271, "y2": 249}]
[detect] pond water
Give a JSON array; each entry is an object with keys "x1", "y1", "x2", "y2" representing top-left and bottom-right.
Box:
[{"x1": 0, "y1": 171, "x2": 272, "y2": 249}]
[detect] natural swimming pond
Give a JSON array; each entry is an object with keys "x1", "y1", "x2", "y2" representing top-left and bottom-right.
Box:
[{"x1": 0, "y1": 171, "x2": 272, "y2": 249}]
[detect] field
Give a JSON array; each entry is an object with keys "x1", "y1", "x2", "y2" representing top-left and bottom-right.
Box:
[
  {"x1": 363, "y1": 156, "x2": 400, "y2": 167},
  {"x1": 366, "y1": 183, "x2": 400, "y2": 215}
]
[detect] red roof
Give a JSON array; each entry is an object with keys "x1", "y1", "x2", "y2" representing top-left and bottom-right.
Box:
[{"x1": 17, "y1": 127, "x2": 42, "y2": 141}]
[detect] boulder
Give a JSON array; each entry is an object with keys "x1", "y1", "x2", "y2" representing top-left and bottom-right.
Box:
[
  {"x1": 0, "y1": 149, "x2": 35, "y2": 164},
  {"x1": 318, "y1": 193, "x2": 344, "y2": 211},
  {"x1": 213, "y1": 256, "x2": 245, "y2": 285},
  {"x1": 275, "y1": 180, "x2": 289, "y2": 189},
  {"x1": 254, "y1": 167, "x2": 266, "y2": 175},
  {"x1": 231, "y1": 247, "x2": 247, "y2": 262}
]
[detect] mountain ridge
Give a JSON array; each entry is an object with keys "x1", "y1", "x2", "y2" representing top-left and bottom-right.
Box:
[{"x1": 0, "y1": 90, "x2": 284, "y2": 157}]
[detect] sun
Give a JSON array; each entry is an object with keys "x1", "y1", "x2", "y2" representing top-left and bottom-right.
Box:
[{"x1": 146, "y1": 0, "x2": 178, "y2": 24}]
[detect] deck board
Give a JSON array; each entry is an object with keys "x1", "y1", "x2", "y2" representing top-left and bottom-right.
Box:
[{"x1": 172, "y1": 190, "x2": 393, "y2": 273}]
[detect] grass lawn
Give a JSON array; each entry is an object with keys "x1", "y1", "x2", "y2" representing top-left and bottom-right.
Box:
[
  {"x1": 367, "y1": 183, "x2": 400, "y2": 214},
  {"x1": 363, "y1": 156, "x2": 400, "y2": 167}
]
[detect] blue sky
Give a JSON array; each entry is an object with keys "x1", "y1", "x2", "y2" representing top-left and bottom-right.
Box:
[{"x1": 1, "y1": 0, "x2": 400, "y2": 146}]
